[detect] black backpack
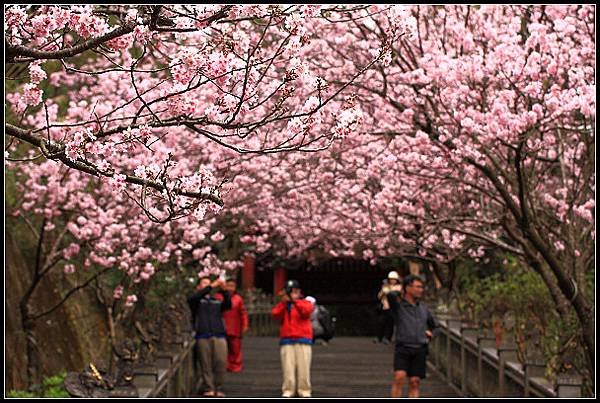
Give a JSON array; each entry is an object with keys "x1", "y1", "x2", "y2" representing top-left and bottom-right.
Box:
[{"x1": 317, "y1": 305, "x2": 334, "y2": 339}]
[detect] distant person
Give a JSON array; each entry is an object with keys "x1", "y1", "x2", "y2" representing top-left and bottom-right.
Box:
[
  {"x1": 188, "y1": 276, "x2": 231, "y2": 398},
  {"x1": 271, "y1": 279, "x2": 314, "y2": 398},
  {"x1": 305, "y1": 296, "x2": 335, "y2": 345},
  {"x1": 215, "y1": 278, "x2": 249, "y2": 373},
  {"x1": 375, "y1": 271, "x2": 403, "y2": 344},
  {"x1": 387, "y1": 275, "x2": 439, "y2": 398}
]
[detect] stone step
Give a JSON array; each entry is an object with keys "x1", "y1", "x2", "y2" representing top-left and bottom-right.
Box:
[{"x1": 191, "y1": 337, "x2": 462, "y2": 398}]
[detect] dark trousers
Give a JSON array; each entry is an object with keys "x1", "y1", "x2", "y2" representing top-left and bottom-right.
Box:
[{"x1": 377, "y1": 309, "x2": 394, "y2": 341}]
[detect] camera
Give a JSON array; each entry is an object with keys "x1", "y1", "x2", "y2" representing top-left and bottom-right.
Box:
[{"x1": 284, "y1": 279, "x2": 300, "y2": 294}]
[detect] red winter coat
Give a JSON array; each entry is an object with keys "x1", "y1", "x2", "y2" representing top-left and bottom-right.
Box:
[
  {"x1": 271, "y1": 299, "x2": 314, "y2": 340},
  {"x1": 215, "y1": 292, "x2": 248, "y2": 337}
]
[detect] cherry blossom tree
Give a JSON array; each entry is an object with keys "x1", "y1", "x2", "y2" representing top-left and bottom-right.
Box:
[
  {"x1": 5, "y1": 4, "x2": 413, "y2": 386},
  {"x1": 5, "y1": 4, "x2": 399, "y2": 222},
  {"x1": 5, "y1": 4, "x2": 594, "y2": 390},
  {"x1": 352, "y1": 5, "x2": 595, "y2": 380},
  {"x1": 6, "y1": 153, "x2": 237, "y2": 385},
  {"x1": 217, "y1": 5, "x2": 595, "y2": 384}
]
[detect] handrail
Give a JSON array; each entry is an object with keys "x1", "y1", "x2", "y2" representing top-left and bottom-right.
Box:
[
  {"x1": 124, "y1": 308, "x2": 581, "y2": 398},
  {"x1": 428, "y1": 311, "x2": 583, "y2": 398},
  {"x1": 110, "y1": 336, "x2": 201, "y2": 398}
]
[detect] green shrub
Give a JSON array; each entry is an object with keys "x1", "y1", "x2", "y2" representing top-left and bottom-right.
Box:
[
  {"x1": 8, "y1": 372, "x2": 69, "y2": 398},
  {"x1": 7, "y1": 390, "x2": 36, "y2": 398},
  {"x1": 454, "y1": 256, "x2": 590, "y2": 391}
]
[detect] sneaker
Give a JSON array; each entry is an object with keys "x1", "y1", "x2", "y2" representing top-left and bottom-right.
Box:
[
  {"x1": 282, "y1": 393, "x2": 295, "y2": 398},
  {"x1": 381, "y1": 339, "x2": 390, "y2": 345},
  {"x1": 372, "y1": 338, "x2": 381, "y2": 344}
]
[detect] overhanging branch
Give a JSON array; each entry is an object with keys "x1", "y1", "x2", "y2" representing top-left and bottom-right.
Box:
[{"x1": 6, "y1": 123, "x2": 223, "y2": 206}]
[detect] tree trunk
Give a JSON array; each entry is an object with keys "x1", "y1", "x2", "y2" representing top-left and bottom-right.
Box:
[
  {"x1": 571, "y1": 292, "x2": 595, "y2": 387},
  {"x1": 528, "y1": 258, "x2": 572, "y2": 318},
  {"x1": 526, "y1": 232, "x2": 595, "y2": 387},
  {"x1": 20, "y1": 303, "x2": 39, "y2": 389},
  {"x1": 503, "y1": 217, "x2": 593, "y2": 381}
]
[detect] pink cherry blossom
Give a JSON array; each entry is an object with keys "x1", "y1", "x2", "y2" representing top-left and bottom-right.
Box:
[
  {"x1": 23, "y1": 83, "x2": 42, "y2": 106},
  {"x1": 125, "y1": 294, "x2": 138, "y2": 307},
  {"x1": 113, "y1": 285, "x2": 124, "y2": 300}
]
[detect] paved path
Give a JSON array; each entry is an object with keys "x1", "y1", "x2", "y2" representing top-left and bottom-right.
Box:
[{"x1": 216, "y1": 337, "x2": 461, "y2": 398}]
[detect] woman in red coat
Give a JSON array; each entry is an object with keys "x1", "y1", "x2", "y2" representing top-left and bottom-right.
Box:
[{"x1": 216, "y1": 279, "x2": 249, "y2": 372}]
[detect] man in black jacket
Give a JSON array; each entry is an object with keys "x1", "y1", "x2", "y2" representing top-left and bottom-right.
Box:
[
  {"x1": 188, "y1": 276, "x2": 232, "y2": 397},
  {"x1": 387, "y1": 275, "x2": 439, "y2": 398}
]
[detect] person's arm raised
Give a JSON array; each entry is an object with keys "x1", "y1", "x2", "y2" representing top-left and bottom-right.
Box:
[
  {"x1": 188, "y1": 285, "x2": 212, "y2": 305},
  {"x1": 220, "y1": 289, "x2": 232, "y2": 311},
  {"x1": 271, "y1": 296, "x2": 287, "y2": 321},
  {"x1": 386, "y1": 289, "x2": 401, "y2": 313}
]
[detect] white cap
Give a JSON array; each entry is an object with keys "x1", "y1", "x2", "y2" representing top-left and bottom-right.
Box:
[
  {"x1": 305, "y1": 296, "x2": 316, "y2": 304},
  {"x1": 387, "y1": 271, "x2": 400, "y2": 280}
]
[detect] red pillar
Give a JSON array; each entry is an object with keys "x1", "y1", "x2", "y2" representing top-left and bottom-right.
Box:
[
  {"x1": 273, "y1": 267, "x2": 287, "y2": 295},
  {"x1": 242, "y1": 255, "x2": 255, "y2": 290}
]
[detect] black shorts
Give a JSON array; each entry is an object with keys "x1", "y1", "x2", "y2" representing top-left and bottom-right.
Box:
[{"x1": 393, "y1": 344, "x2": 428, "y2": 378}]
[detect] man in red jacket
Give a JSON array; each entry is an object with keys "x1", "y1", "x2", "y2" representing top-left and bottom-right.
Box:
[
  {"x1": 271, "y1": 279, "x2": 314, "y2": 398},
  {"x1": 215, "y1": 278, "x2": 249, "y2": 372}
]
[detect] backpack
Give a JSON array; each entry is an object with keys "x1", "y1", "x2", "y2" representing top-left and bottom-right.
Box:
[{"x1": 316, "y1": 305, "x2": 334, "y2": 339}]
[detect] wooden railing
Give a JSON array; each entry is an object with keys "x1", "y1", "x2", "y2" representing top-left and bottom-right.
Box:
[
  {"x1": 122, "y1": 296, "x2": 278, "y2": 397},
  {"x1": 119, "y1": 305, "x2": 583, "y2": 398},
  {"x1": 247, "y1": 310, "x2": 279, "y2": 337},
  {"x1": 428, "y1": 311, "x2": 583, "y2": 398},
  {"x1": 244, "y1": 293, "x2": 279, "y2": 337},
  {"x1": 125, "y1": 336, "x2": 200, "y2": 398}
]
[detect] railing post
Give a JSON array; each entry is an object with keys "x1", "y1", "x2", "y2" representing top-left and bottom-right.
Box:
[
  {"x1": 156, "y1": 351, "x2": 175, "y2": 397},
  {"x1": 556, "y1": 375, "x2": 582, "y2": 398},
  {"x1": 460, "y1": 325, "x2": 478, "y2": 396},
  {"x1": 446, "y1": 323, "x2": 452, "y2": 381},
  {"x1": 187, "y1": 343, "x2": 196, "y2": 395},
  {"x1": 109, "y1": 385, "x2": 138, "y2": 397},
  {"x1": 497, "y1": 346, "x2": 518, "y2": 396},
  {"x1": 180, "y1": 347, "x2": 189, "y2": 395},
  {"x1": 477, "y1": 334, "x2": 496, "y2": 397},
  {"x1": 523, "y1": 360, "x2": 546, "y2": 397},
  {"x1": 431, "y1": 311, "x2": 444, "y2": 371},
  {"x1": 175, "y1": 353, "x2": 184, "y2": 397},
  {"x1": 446, "y1": 318, "x2": 461, "y2": 385},
  {"x1": 156, "y1": 351, "x2": 175, "y2": 370},
  {"x1": 132, "y1": 365, "x2": 159, "y2": 398},
  {"x1": 433, "y1": 329, "x2": 441, "y2": 369}
]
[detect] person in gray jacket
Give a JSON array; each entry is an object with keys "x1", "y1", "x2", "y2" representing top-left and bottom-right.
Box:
[{"x1": 386, "y1": 274, "x2": 439, "y2": 398}]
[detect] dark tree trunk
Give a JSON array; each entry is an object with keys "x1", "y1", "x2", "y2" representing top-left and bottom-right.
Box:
[{"x1": 20, "y1": 304, "x2": 39, "y2": 389}]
